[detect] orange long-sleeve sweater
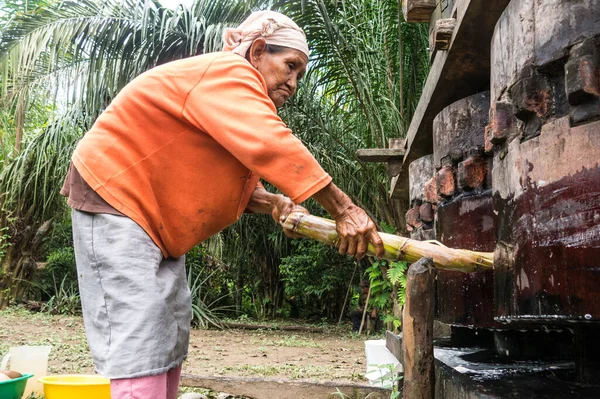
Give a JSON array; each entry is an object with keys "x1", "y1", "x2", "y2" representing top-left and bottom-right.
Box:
[{"x1": 72, "y1": 52, "x2": 331, "y2": 258}]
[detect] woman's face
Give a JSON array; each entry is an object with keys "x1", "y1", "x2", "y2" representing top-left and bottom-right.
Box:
[{"x1": 249, "y1": 39, "x2": 308, "y2": 107}]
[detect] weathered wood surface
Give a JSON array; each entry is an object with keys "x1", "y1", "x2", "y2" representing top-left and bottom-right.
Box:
[
  {"x1": 407, "y1": 155, "x2": 435, "y2": 241},
  {"x1": 428, "y1": 0, "x2": 457, "y2": 31},
  {"x1": 430, "y1": 18, "x2": 457, "y2": 53},
  {"x1": 409, "y1": 155, "x2": 434, "y2": 204},
  {"x1": 432, "y1": 92, "x2": 490, "y2": 170},
  {"x1": 386, "y1": 330, "x2": 403, "y2": 364},
  {"x1": 391, "y1": 0, "x2": 511, "y2": 200},
  {"x1": 432, "y1": 92, "x2": 496, "y2": 329},
  {"x1": 490, "y1": 1, "x2": 600, "y2": 324},
  {"x1": 491, "y1": 0, "x2": 600, "y2": 102},
  {"x1": 402, "y1": 0, "x2": 436, "y2": 23},
  {"x1": 355, "y1": 148, "x2": 405, "y2": 163},
  {"x1": 402, "y1": 257, "x2": 436, "y2": 399},
  {"x1": 180, "y1": 374, "x2": 391, "y2": 399}
]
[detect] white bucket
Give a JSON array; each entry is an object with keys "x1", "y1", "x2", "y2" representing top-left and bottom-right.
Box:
[{"x1": 364, "y1": 339, "x2": 402, "y2": 388}]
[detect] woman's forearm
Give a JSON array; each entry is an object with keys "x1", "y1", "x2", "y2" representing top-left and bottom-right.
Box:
[
  {"x1": 311, "y1": 182, "x2": 353, "y2": 218},
  {"x1": 245, "y1": 187, "x2": 284, "y2": 214}
]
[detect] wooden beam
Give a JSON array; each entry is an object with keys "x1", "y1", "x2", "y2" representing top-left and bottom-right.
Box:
[
  {"x1": 402, "y1": 0, "x2": 436, "y2": 23},
  {"x1": 390, "y1": 0, "x2": 511, "y2": 199},
  {"x1": 356, "y1": 148, "x2": 405, "y2": 163},
  {"x1": 180, "y1": 374, "x2": 391, "y2": 399},
  {"x1": 402, "y1": 257, "x2": 436, "y2": 399}
]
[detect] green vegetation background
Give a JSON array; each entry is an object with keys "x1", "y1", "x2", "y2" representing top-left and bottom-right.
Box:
[{"x1": 0, "y1": 0, "x2": 429, "y2": 327}]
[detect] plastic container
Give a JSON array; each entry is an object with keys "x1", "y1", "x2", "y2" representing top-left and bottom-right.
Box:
[
  {"x1": 39, "y1": 375, "x2": 111, "y2": 399},
  {"x1": 1, "y1": 345, "x2": 52, "y2": 396},
  {"x1": 0, "y1": 373, "x2": 34, "y2": 399},
  {"x1": 364, "y1": 339, "x2": 402, "y2": 388}
]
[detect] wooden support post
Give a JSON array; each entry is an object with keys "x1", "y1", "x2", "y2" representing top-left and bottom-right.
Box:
[
  {"x1": 402, "y1": 257, "x2": 435, "y2": 399},
  {"x1": 402, "y1": 0, "x2": 436, "y2": 23}
]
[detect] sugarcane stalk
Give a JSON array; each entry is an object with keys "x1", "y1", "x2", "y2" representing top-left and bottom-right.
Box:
[{"x1": 282, "y1": 212, "x2": 493, "y2": 273}]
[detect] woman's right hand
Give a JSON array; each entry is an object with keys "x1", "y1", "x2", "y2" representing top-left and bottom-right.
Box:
[{"x1": 334, "y1": 204, "x2": 384, "y2": 260}]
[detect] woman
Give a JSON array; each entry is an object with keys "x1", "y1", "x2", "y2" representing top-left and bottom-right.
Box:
[{"x1": 61, "y1": 10, "x2": 384, "y2": 399}]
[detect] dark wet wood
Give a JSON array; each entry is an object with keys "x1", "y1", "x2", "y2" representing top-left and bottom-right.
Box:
[
  {"x1": 391, "y1": 0, "x2": 510, "y2": 200},
  {"x1": 403, "y1": 257, "x2": 436, "y2": 399},
  {"x1": 436, "y1": 196, "x2": 497, "y2": 328},
  {"x1": 493, "y1": 117, "x2": 600, "y2": 324},
  {"x1": 490, "y1": 1, "x2": 600, "y2": 324}
]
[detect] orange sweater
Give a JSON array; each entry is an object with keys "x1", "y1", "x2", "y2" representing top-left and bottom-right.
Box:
[{"x1": 72, "y1": 52, "x2": 331, "y2": 258}]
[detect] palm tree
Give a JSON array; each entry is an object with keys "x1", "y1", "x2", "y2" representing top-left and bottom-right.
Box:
[
  {"x1": 279, "y1": 0, "x2": 430, "y2": 229},
  {"x1": 0, "y1": 0, "x2": 429, "y2": 318},
  {"x1": 0, "y1": 0, "x2": 261, "y2": 307}
]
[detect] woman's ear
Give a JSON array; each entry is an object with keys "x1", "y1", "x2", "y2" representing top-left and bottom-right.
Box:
[{"x1": 248, "y1": 38, "x2": 268, "y2": 68}]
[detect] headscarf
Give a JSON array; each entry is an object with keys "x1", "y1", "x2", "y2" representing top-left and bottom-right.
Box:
[{"x1": 222, "y1": 11, "x2": 309, "y2": 58}]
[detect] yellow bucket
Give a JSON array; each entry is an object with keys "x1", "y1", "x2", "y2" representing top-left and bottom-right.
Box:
[{"x1": 39, "y1": 375, "x2": 111, "y2": 399}]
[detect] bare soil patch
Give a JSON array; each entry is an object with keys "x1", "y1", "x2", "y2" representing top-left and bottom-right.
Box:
[{"x1": 0, "y1": 308, "x2": 370, "y2": 384}]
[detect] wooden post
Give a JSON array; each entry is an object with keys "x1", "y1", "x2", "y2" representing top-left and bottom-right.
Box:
[{"x1": 402, "y1": 257, "x2": 435, "y2": 398}]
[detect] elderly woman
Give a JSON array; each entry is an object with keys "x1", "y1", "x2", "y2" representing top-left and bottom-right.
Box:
[{"x1": 61, "y1": 10, "x2": 383, "y2": 399}]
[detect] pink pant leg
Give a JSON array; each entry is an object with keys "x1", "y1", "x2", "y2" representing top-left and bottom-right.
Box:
[
  {"x1": 167, "y1": 365, "x2": 182, "y2": 399},
  {"x1": 110, "y1": 365, "x2": 182, "y2": 399}
]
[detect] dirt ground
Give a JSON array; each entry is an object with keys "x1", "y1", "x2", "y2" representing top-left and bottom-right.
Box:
[{"x1": 0, "y1": 308, "x2": 372, "y2": 384}]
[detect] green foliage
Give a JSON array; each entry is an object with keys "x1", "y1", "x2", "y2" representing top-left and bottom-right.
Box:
[
  {"x1": 40, "y1": 274, "x2": 81, "y2": 315},
  {"x1": 366, "y1": 259, "x2": 407, "y2": 329},
  {"x1": 0, "y1": 0, "x2": 429, "y2": 319},
  {"x1": 186, "y1": 244, "x2": 234, "y2": 328},
  {"x1": 279, "y1": 239, "x2": 355, "y2": 319},
  {"x1": 37, "y1": 246, "x2": 77, "y2": 299}
]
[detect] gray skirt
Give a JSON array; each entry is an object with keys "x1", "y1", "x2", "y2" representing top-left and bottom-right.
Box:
[{"x1": 72, "y1": 210, "x2": 191, "y2": 379}]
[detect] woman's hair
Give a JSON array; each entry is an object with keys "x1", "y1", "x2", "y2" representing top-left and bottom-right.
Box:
[{"x1": 244, "y1": 43, "x2": 291, "y2": 61}]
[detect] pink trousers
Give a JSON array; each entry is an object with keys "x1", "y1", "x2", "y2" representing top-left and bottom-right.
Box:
[{"x1": 110, "y1": 365, "x2": 182, "y2": 399}]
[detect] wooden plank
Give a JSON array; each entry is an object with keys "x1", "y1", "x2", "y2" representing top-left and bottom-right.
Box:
[
  {"x1": 386, "y1": 330, "x2": 403, "y2": 363},
  {"x1": 402, "y1": 257, "x2": 436, "y2": 398},
  {"x1": 181, "y1": 374, "x2": 391, "y2": 399},
  {"x1": 390, "y1": 0, "x2": 511, "y2": 199},
  {"x1": 356, "y1": 148, "x2": 405, "y2": 163}
]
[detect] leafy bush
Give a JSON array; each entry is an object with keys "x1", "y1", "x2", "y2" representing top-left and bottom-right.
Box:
[
  {"x1": 40, "y1": 275, "x2": 81, "y2": 315},
  {"x1": 279, "y1": 239, "x2": 357, "y2": 320},
  {"x1": 36, "y1": 247, "x2": 78, "y2": 300},
  {"x1": 186, "y1": 245, "x2": 234, "y2": 328}
]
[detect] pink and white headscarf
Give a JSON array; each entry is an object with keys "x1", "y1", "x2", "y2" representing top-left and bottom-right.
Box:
[{"x1": 222, "y1": 11, "x2": 309, "y2": 58}]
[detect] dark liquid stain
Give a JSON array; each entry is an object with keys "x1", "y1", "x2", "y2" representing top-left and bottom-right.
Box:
[
  {"x1": 436, "y1": 193, "x2": 500, "y2": 328},
  {"x1": 494, "y1": 166, "x2": 600, "y2": 323}
]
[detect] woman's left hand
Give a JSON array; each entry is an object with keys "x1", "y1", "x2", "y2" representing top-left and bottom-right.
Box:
[{"x1": 272, "y1": 195, "x2": 309, "y2": 238}]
